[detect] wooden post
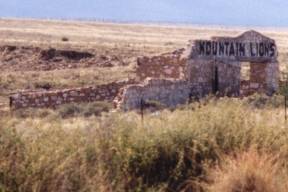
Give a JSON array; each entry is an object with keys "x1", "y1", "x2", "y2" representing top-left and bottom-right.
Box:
[
  {"x1": 140, "y1": 99, "x2": 144, "y2": 125},
  {"x1": 285, "y1": 95, "x2": 287, "y2": 122}
]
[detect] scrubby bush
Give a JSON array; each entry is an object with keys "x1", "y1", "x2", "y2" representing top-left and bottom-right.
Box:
[
  {"x1": 207, "y1": 149, "x2": 288, "y2": 192},
  {"x1": 57, "y1": 101, "x2": 113, "y2": 118},
  {"x1": 34, "y1": 81, "x2": 54, "y2": 90},
  {"x1": 57, "y1": 102, "x2": 82, "y2": 118},
  {"x1": 12, "y1": 101, "x2": 113, "y2": 119},
  {"x1": 61, "y1": 37, "x2": 69, "y2": 42}
]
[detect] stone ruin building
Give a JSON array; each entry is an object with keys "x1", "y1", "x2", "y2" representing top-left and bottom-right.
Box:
[
  {"x1": 115, "y1": 30, "x2": 279, "y2": 111},
  {"x1": 187, "y1": 30, "x2": 278, "y2": 97},
  {"x1": 10, "y1": 30, "x2": 279, "y2": 111}
]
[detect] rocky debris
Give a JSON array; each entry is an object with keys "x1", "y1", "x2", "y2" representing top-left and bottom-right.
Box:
[
  {"x1": 39, "y1": 48, "x2": 94, "y2": 61},
  {"x1": 0, "y1": 45, "x2": 17, "y2": 52}
]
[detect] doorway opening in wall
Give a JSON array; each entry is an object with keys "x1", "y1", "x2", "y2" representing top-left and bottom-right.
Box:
[
  {"x1": 241, "y1": 62, "x2": 251, "y2": 81},
  {"x1": 212, "y1": 66, "x2": 219, "y2": 94}
]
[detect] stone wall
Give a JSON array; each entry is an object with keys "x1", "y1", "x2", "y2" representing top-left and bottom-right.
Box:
[
  {"x1": 115, "y1": 78, "x2": 191, "y2": 111},
  {"x1": 186, "y1": 59, "x2": 241, "y2": 97},
  {"x1": 10, "y1": 79, "x2": 135, "y2": 109},
  {"x1": 136, "y1": 48, "x2": 186, "y2": 81}
]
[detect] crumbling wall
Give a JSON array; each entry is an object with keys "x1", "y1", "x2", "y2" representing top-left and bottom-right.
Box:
[
  {"x1": 237, "y1": 61, "x2": 279, "y2": 96},
  {"x1": 10, "y1": 80, "x2": 135, "y2": 109},
  {"x1": 136, "y1": 49, "x2": 186, "y2": 81},
  {"x1": 115, "y1": 78, "x2": 191, "y2": 111}
]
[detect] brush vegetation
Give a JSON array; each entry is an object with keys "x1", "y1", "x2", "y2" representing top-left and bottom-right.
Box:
[{"x1": 0, "y1": 95, "x2": 287, "y2": 191}]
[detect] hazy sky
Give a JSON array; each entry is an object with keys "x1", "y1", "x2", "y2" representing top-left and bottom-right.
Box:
[{"x1": 0, "y1": 0, "x2": 288, "y2": 27}]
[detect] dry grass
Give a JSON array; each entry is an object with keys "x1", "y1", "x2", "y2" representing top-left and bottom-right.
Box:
[
  {"x1": 0, "y1": 66, "x2": 133, "y2": 92},
  {"x1": 0, "y1": 96, "x2": 288, "y2": 191},
  {"x1": 207, "y1": 149, "x2": 288, "y2": 192}
]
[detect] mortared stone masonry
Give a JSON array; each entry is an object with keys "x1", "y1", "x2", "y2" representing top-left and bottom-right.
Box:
[
  {"x1": 136, "y1": 48, "x2": 186, "y2": 81},
  {"x1": 10, "y1": 79, "x2": 135, "y2": 109}
]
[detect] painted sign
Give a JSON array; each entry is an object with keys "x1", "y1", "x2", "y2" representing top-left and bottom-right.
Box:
[
  {"x1": 193, "y1": 30, "x2": 277, "y2": 62},
  {"x1": 196, "y1": 41, "x2": 276, "y2": 58}
]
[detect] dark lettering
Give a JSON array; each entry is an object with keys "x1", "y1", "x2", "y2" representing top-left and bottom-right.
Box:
[
  {"x1": 235, "y1": 43, "x2": 239, "y2": 56},
  {"x1": 206, "y1": 41, "x2": 212, "y2": 55},
  {"x1": 239, "y1": 43, "x2": 246, "y2": 57},
  {"x1": 199, "y1": 41, "x2": 206, "y2": 55},
  {"x1": 212, "y1": 41, "x2": 218, "y2": 55},
  {"x1": 219, "y1": 42, "x2": 225, "y2": 55},
  {"x1": 225, "y1": 42, "x2": 230, "y2": 56},
  {"x1": 198, "y1": 40, "x2": 276, "y2": 59},
  {"x1": 250, "y1": 43, "x2": 256, "y2": 57},
  {"x1": 264, "y1": 43, "x2": 270, "y2": 56},
  {"x1": 229, "y1": 43, "x2": 235, "y2": 56},
  {"x1": 270, "y1": 43, "x2": 276, "y2": 57},
  {"x1": 259, "y1": 43, "x2": 265, "y2": 56}
]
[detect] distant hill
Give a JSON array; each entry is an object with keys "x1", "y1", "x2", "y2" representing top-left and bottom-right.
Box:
[{"x1": 1, "y1": 0, "x2": 288, "y2": 27}]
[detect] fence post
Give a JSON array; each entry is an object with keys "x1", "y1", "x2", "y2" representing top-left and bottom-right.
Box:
[{"x1": 140, "y1": 99, "x2": 144, "y2": 125}]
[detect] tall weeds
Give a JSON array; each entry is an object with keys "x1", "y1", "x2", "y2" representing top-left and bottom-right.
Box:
[{"x1": 0, "y1": 97, "x2": 287, "y2": 191}]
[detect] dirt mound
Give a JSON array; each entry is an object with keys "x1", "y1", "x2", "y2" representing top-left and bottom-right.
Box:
[
  {"x1": 0, "y1": 45, "x2": 17, "y2": 52},
  {"x1": 0, "y1": 45, "x2": 129, "y2": 71},
  {"x1": 40, "y1": 48, "x2": 94, "y2": 61}
]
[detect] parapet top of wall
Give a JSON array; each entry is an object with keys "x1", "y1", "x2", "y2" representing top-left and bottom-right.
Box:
[
  {"x1": 189, "y1": 30, "x2": 278, "y2": 63},
  {"x1": 141, "y1": 77, "x2": 187, "y2": 86},
  {"x1": 212, "y1": 30, "x2": 274, "y2": 42}
]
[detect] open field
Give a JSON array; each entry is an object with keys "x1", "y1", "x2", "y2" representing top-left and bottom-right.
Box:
[
  {"x1": 1, "y1": 19, "x2": 288, "y2": 191},
  {"x1": 1, "y1": 19, "x2": 288, "y2": 87}
]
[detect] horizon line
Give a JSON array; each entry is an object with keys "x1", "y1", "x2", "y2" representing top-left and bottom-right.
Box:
[{"x1": 1, "y1": 16, "x2": 288, "y2": 31}]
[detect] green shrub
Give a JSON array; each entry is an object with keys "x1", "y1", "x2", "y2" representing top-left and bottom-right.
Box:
[
  {"x1": 13, "y1": 108, "x2": 54, "y2": 118},
  {"x1": 57, "y1": 101, "x2": 113, "y2": 118},
  {"x1": 244, "y1": 93, "x2": 284, "y2": 109},
  {"x1": 57, "y1": 103, "x2": 82, "y2": 118},
  {"x1": 34, "y1": 81, "x2": 54, "y2": 90}
]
